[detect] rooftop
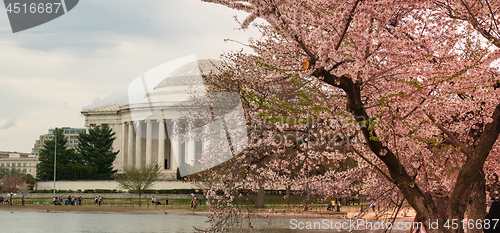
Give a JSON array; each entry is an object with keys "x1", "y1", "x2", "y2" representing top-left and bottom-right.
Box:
[{"x1": 0, "y1": 151, "x2": 31, "y2": 159}]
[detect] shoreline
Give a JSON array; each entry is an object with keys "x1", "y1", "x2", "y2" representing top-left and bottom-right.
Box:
[
  {"x1": 0, "y1": 205, "x2": 415, "y2": 221},
  {"x1": 0, "y1": 205, "x2": 208, "y2": 215}
]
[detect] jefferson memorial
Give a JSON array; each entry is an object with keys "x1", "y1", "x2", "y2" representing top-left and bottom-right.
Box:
[{"x1": 81, "y1": 58, "x2": 246, "y2": 180}]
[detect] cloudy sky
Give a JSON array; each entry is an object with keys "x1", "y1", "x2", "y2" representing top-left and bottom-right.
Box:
[{"x1": 0, "y1": 0, "x2": 258, "y2": 152}]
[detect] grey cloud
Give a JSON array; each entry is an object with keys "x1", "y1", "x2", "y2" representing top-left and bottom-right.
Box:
[
  {"x1": 82, "y1": 91, "x2": 128, "y2": 110},
  {"x1": 1, "y1": 0, "x2": 248, "y2": 53},
  {"x1": 0, "y1": 118, "x2": 16, "y2": 130}
]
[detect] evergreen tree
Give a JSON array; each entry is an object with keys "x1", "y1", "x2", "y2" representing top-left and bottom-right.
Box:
[
  {"x1": 77, "y1": 125, "x2": 118, "y2": 179},
  {"x1": 37, "y1": 128, "x2": 82, "y2": 180}
]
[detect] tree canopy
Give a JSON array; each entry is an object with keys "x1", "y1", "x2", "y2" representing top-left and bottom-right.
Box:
[
  {"x1": 199, "y1": 1, "x2": 500, "y2": 232},
  {"x1": 77, "y1": 125, "x2": 119, "y2": 179},
  {"x1": 36, "y1": 126, "x2": 119, "y2": 181},
  {"x1": 36, "y1": 128, "x2": 86, "y2": 180},
  {"x1": 0, "y1": 167, "x2": 25, "y2": 179},
  {"x1": 116, "y1": 165, "x2": 161, "y2": 207}
]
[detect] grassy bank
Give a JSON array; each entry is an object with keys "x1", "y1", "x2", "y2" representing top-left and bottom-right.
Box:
[{"x1": 1, "y1": 197, "x2": 368, "y2": 213}]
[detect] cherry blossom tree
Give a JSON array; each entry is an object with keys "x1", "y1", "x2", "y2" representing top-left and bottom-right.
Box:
[
  {"x1": 0, "y1": 175, "x2": 25, "y2": 194},
  {"x1": 196, "y1": 0, "x2": 500, "y2": 232}
]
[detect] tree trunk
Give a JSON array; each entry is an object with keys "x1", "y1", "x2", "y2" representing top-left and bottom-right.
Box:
[
  {"x1": 255, "y1": 178, "x2": 265, "y2": 209},
  {"x1": 303, "y1": 182, "x2": 309, "y2": 211},
  {"x1": 416, "y1": 187, "x2": 487, "y2": 233},
  {"x1": 138, "y1": 193, "x2": 142, "y2": 207},
  {"x1": 466, "y1": 171, "x2": 487, "y2": 233},
  {"x1": 286, "y1": 185, "x2": 290, "y2": 208},
  {"x1": 430, "y1": 192, "x2": 456, "y2": 233}
]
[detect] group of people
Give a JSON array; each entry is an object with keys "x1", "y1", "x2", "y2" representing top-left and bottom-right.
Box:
[
  {"x1": 52, "y1": 196, "x2": 82, "y2": 206},
  {"x1": 151, "y1": 196, "x2": 162, "y2": 205},
  {"x1": 0, "y1": 196, "x2": 12, "y2": 205},
  {"x1": 95, "y1": 196, "x2": 104, "y2": 206},
  {"x1": 190, "y1": 197, "x2": 202, "y2": 209},
  {"x1": 327, "y1": 198, "x2": 341, "y2": 212},
  {"x1": 150, "y1": 196, "x2": 170, "y2": 207}
]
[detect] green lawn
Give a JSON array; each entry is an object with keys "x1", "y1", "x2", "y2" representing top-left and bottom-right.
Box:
[{"x1": 3, "y1": 197, "x2": 362, "y2": 213}]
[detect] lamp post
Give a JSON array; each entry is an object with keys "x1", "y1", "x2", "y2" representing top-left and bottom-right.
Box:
[{"x1": 53, "y1": 131, "x2": 56, "y2": 197}]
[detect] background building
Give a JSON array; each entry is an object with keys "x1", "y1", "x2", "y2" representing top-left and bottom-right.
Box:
[
  {"x1": 0, "y1": 151, "x2": 38, "y2": 177},
  {"x1": 31, "y1": 127, "x2": 86, "y2": 157}
]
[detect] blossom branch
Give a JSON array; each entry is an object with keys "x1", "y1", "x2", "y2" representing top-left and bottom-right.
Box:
[
  {"x1": 335, "y1": 0, "x2": 361, "y2": 51},
  {"x1": 350, "y1": 146, "x2": 395, "y2": 183},
  {"x1": 425, "y1": 112, "x2": 472, "y2": 156}
]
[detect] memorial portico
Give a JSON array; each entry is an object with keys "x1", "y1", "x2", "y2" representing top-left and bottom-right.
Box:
[
  {"x1": 81, "y1": 60, "x2": 223, "y2": 180},
  {"x1": 81, "y1": 59, "x2": 243, "y2": 180},
  {"x1": 82, "y1": 105, "x2": 204, "y2": 180}
]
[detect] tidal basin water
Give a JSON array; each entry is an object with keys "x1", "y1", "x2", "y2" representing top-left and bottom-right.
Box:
[
  {"x1": 0, "y1": 211, "x2": 211, "y2": 233},
  {"x1": 0, "y1": 211, "x2": 409, "y2": 233}
]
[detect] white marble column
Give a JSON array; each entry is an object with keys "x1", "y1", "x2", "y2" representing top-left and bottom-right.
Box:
[
  {"x1": 187, "y1": 121, "x2": 196, "y2": 165},
  {"x1": 158, "y1": 119, "x2": 165, "y2": 169},
  {"x1": 135, "y1": 121, "x2": 143, "y2": 169},
  {"x1": 127, "y1": 122, "x2": 134, "y2": 168},
  {"x1": 145, "y1": 120, "x2": 153, "y2": 166},
  {"x1": 202, "y1": 123, "x2": 210, "y2": 156},
  {"x1": 171, "y1": 120, "x2": 179, "y2": 168},
  {"x1": 121, "y1": 123, "x2": 127, "y2": 171}
]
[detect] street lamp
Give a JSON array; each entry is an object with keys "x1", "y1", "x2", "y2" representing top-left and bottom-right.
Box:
[{"x1": 53, "y1": 131, "x2": 56, "y2": 198}]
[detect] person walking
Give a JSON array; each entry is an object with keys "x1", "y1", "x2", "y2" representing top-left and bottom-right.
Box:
[
  {"x1": 95, "y1": 196, "x2": 98, "y2": 206},
  {"x1": 410, "y1": 214, "x2": 426, "y2": 233},
  {"x1": 369, "y1": 202, "x2": 376, "y2": 212},
  {"x1": 22, "y1": 196, "x2": 25, "y2": 205},
  {"x1": 485, "y1": 198, "x2": 500, "y2": 233},
  {"x1": 78, "y1": 196, "x2": 82, "y2": 205},
  {"x1": 165, "y1": 198, "x2": 169, "y2": 208}
]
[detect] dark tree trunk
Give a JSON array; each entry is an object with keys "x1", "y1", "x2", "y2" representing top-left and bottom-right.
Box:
[
  {"x1": 138, "y1": 193, "x2": 142, "y2": 207},
  {"x1": 286, "y1": 185, "x2": 291, "y2": 208},
  {"x1": 466, "y1": 171, "x2": 487, "y2": 233},
  {"x1": 255, "y1": 178, "x2": 265, "y2": 209},
  {"x1": 430, "y1": 192, "x2": 456, "y2": 233},
  {"x1": 303, "y1": 182, "x2": 310, "y2": 211},
  {"x1": 417, "y1": 178, "x2": 486, "y2": 233}
]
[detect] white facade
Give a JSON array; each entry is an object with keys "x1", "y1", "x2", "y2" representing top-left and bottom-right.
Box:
[
  {"x1": 81, "y1": 103, "x2": 205, "y2": 180},
  {"x1": 81, "y1": 59, "x2": 224, "y2": 180},
  {"x1": 81, "y1": 59, "x2": 247, "y2": 180}
]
